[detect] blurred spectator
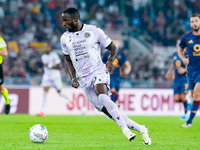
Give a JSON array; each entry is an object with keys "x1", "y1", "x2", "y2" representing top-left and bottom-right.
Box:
[{"x1": 0, "y1": 0, "x2": 198, "y2": 87}]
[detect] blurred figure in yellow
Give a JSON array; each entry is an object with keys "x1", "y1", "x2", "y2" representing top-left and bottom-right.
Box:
[{"x1": 0, "y1": 36, "x2": 10, "y2": 114}]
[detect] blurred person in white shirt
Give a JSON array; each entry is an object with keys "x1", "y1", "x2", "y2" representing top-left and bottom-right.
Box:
[{"x1": 37, "y1": 43, "x2": 76, "y2": 117}]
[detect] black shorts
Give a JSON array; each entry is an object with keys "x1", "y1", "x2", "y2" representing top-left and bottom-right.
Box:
[{"x1": 0, "y1": 64, "x2": 4, "y2": 85}]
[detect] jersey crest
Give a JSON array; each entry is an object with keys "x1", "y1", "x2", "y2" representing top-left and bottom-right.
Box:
[
  {"x1": 175, "y1": 60, "x2": 181, "y2": 67},
  {"x1": 117, "y1": 55, "x2": 121, "y2": 59},
  {"x1": 173, "y1": 56, "x2": 177, "y2": 60},
  {"x1": 84, "y1": 32, "x2": 91, "y2": 38}
]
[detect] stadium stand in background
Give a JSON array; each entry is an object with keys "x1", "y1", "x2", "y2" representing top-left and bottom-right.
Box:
[{"x1": 0, "y1": 0, "x2": 198, "y2": 88}]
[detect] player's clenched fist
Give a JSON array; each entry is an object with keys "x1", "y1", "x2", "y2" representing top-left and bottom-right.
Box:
[
  {"x1": 106, "y1": 61, "x2": 115, "y2": 74},
  {"x1": 71, "y1": 78, "x2": 79, "y2": 88},
  {"x1": 183, "y1": 58, "x2": 189, "y2": 65}
]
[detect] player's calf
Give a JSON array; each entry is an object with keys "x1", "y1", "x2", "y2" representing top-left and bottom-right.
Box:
[{"x1": 2, "y1": 88, "x2": 10, "y2": 115}]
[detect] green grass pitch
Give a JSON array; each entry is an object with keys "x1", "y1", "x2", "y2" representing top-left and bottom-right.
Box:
[{"x1": 0, "y1": 114, "x2": 199, "y2": 150}]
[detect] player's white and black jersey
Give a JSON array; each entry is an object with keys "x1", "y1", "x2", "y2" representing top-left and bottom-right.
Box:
[{"x1": 61, "y1": 24, "x2": 112, "y2": 79}]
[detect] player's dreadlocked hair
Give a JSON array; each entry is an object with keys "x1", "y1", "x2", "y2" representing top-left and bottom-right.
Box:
[
  {"x1": 63, "y1": 8, "x2": 80, "y2": 19},
  {"x1": 191, "y1": 14, "x2": 200, "y2": 19}
]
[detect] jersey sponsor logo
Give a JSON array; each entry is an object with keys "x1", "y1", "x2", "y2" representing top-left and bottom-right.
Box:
[
  {"x1": 175, "y1": 60, "x2": 181, "y2": 67},
  {"x1": 188, "y1": 39, "x2": 193, "y2": 43},
  {"x1": 173, "y1": 56, "x2": 177, "y2": 60},
  {"x1": 84, "y1": 32, "x2": 90, "y2": 38},
  {"x1": 117, "y1": 55, "x2": 121, "y2": 59},
  {"x1": 193, "y1": 52, "x2": 200, "y2": 56},
  {"x1": 0, "y1": 41, "x2": 6, "y2": 47},
  {"x1": 193, "y1": 44, "x2": 200, "y2": 52},
  {"x1": 193, "y1": 44, "x2": 200, "y2": 56}
]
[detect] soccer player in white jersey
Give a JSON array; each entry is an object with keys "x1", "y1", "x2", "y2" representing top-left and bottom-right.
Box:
[
  {"x1": 37, "y1": 43, "x2": 76, "y2": 117},
  {"x1": 60, "y1": 8, "x2": 151, "y2": 144}
]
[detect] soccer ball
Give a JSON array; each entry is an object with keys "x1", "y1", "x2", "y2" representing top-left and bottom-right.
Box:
[{"x1": 29, "y1": 124, "x2": 48, "y2": 143}]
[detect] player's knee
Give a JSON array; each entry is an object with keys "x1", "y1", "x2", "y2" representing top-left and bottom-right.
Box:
[
  {"x1": 44, "y1": 87, "x2": 50, "y2": 92},
  {"x1": 95, "y1": 84, "x2": 109, "y2": 96},
  {"x1": 174, "y1": 94, "x2": 182, "y2": 102},
  {"x1": 110, "y1": 88, "x2": 116, "y2": 93},
  {"x1": 98, "y1": 94, "x2": 108, "y2": 103},
  {"x1": 181, "y1": 97, "x2": 187, "y2": 102},
  {"x1": 174, "y1": 98, "x2": 181, "y2": 102},
  {"x1": 180, "y1": 95, "x2": 187, "y2": 102},
  {"x1": 181, "y1": 99, "x2": 187, "y2": 102},
  {"x1": 98, "y1": 94, "x2": 117, "y2": 109},
  {"x1": 193, "y1": 91, "x2": 200, "y2": 99}
]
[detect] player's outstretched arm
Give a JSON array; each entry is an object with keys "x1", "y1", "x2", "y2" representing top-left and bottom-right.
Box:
[
  {"x1": 106, "y1": 42, "x2": 118, "y2": 74},
  {"x1": 178, "y1": 47, "x2": 189, "y2": 65},
  {"x1": 64, "y1": 55, "x2": 79, "y2": 88}
]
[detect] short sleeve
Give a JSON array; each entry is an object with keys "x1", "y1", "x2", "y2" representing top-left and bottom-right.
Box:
[
  {"x1": 60, "y1": 35, "x2": 69, "y2": 55},
  {"x1": 96, "y1": 27, "x2": 112, "y2": 48},
  {"x1": 179, "y1": 35, "x2": 186, "y2": 49},
  {"x1": 54, "y1": 53, "x2": 61, "y2": 64},
  {"x1": 0, "y1": 37, "x2": 7, "y2": 50}
]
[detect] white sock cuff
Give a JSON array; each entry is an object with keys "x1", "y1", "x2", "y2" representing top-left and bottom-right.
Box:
[{"x1": 122, "y1": 127, "x2": 129, "y2": 133}]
